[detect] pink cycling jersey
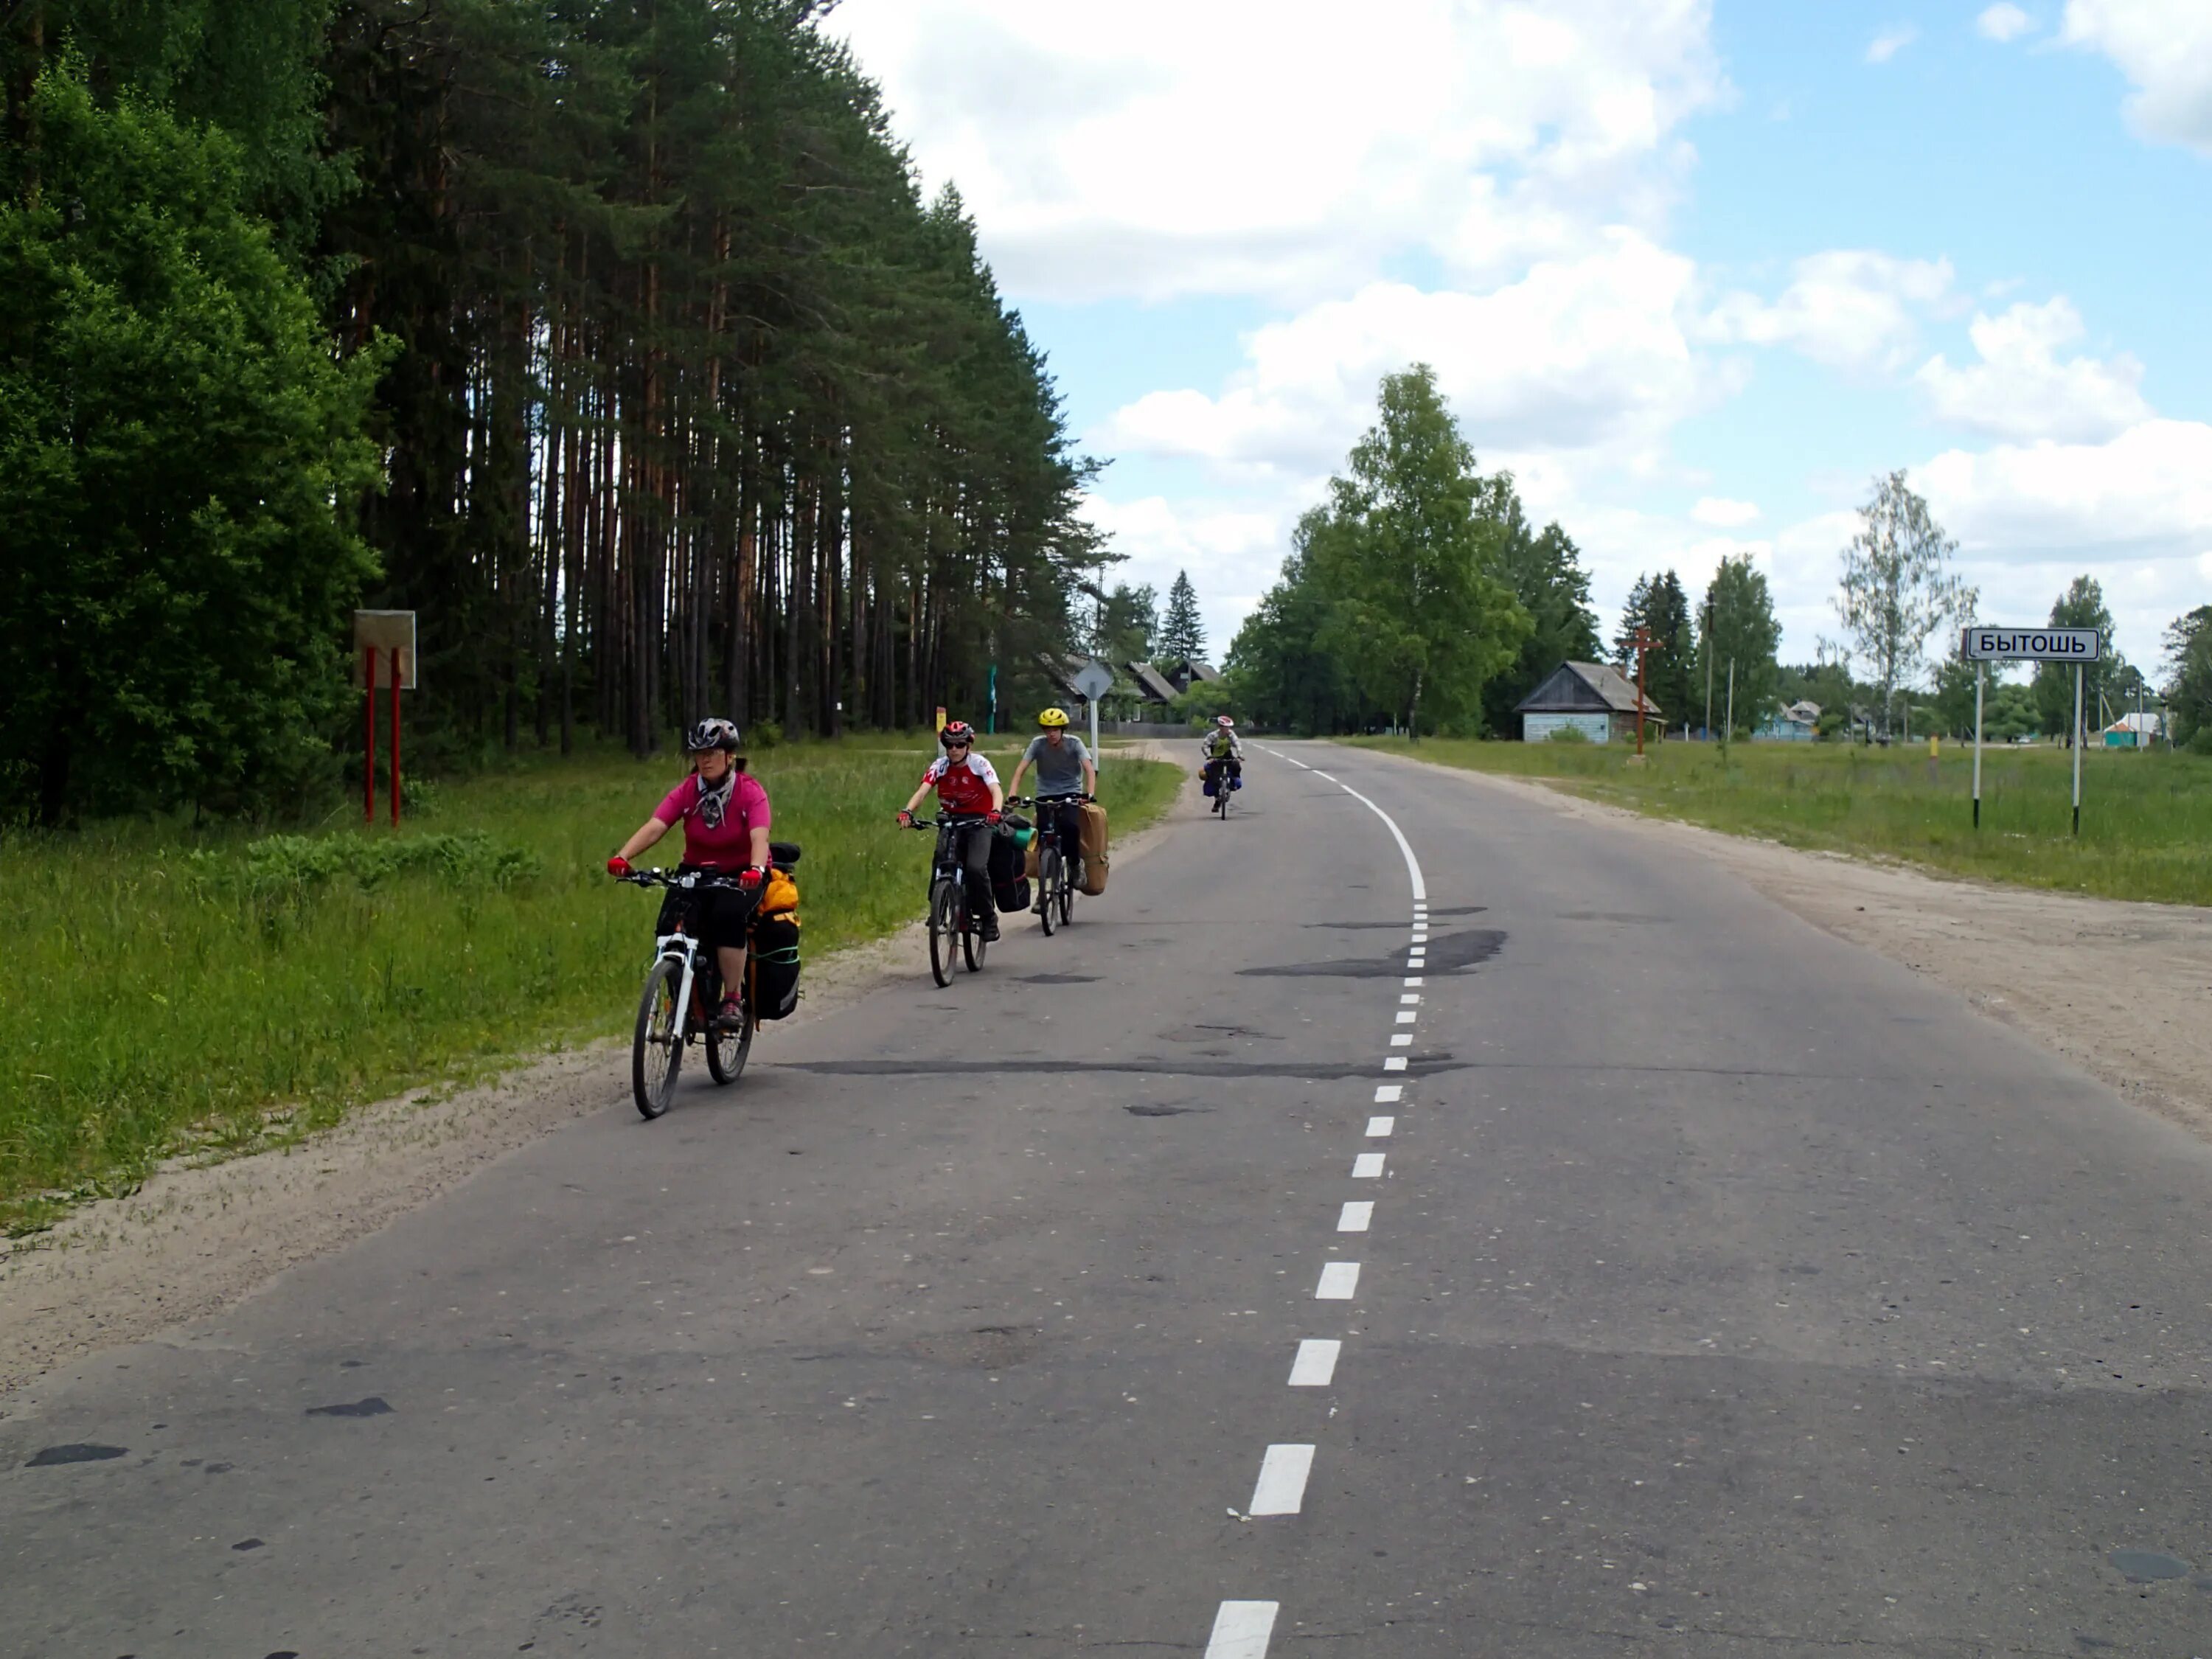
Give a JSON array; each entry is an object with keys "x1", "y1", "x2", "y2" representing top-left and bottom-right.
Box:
[{"x1": 652, "y1": 771, "x2": 772, "y2": 869}]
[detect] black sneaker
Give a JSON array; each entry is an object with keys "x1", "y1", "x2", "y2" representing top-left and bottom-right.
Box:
[{"x1": 981, "y1": 915, "x2": 1001, "y2": 942}]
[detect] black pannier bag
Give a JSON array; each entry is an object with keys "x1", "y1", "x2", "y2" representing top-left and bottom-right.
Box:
[
  {"x1": 988, "y1": 819, "x2": 1032, "y2": 914},
  {"x1": 747, "y1": 863, "x2": 802, "y2": 1022}
]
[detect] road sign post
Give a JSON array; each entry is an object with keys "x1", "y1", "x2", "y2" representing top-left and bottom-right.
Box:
[
  {"x1": 1961, "y1": 625, "x2": 2101, "y2": 837},
  {"x1": 1972, "y1": 661, "x2": 1984, "y2": 829},
  {"x1": 354, "y1": 611, "x2": 417, "y2": 827},
  {"x1": 1072, "y1": 658, "x2": 1115, "y2": 759}
]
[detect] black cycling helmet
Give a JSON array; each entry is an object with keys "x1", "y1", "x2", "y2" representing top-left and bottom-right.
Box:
[
  {"x1": 686, "y1": 717, "x2": 742, "y2": 754},
  {"x1": 939, "y1": 720, "x2": 976, "y2": 748}
]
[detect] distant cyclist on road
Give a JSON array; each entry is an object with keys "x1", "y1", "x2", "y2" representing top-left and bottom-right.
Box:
[
  {"x1": 1005, "y1": 706, "x2": 1096, "y2": 901},
  {"x1": 607, "y1": 718, "x2": 773, "y2": 1029},
  {"x1": 896, "y1": 720, "x2": 1005, "y2": 940},
  {"x1": 1202, "y1": 714, "x2": 1244, "y2": 796}
]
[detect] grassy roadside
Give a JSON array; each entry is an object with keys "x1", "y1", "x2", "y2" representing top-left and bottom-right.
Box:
[
  {"x1": 0, "y1": 737, "x2": 1181, "y2": 1231},
  {"x1": 1342, "y1": 736, "x2": 2212, "y2": 908}
]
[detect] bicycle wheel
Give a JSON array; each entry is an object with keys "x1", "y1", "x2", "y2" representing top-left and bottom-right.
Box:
[
  {"x1": 1057, "y1": 859, "x2": 1077, "y2": 926},
  {"x1": 631, "y1": 956, "x2": 685, "y2": 1119},
  {"x1": 1038, "y1": 847, "x2": 1059, "y2": 936},
  {"x1": 928, "y1": 879, "x2": 957, "y2": 987},
  {"x1": 961, "y1": 886, "x2": 987, "y2": 973},
  {"x1": 706, "y1": 973, "x2": 752, "y2": 1085}
]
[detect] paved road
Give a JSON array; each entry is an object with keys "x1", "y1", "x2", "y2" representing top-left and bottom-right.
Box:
[{"x1": 7, "y1": 741, "x2": 2211, "y2": 1656}]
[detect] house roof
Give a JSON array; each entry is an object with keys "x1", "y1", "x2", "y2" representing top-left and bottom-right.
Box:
[
  {"x1": 1158, "y1": 657, "x2": 1220, "y2": 686},
  {"x1": 1514, "y1": 661, "x2": 1660, "y2": 718},
  {"x1": 1035, "y1": 653, "x2": 1090, "y2": 700},
  {"x1": 1124, "y1": 662, "x2": 1180, "y2": 703}
]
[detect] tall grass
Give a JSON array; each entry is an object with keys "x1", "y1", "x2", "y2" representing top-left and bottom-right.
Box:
[
  {"x1": 0, "y1": 737, "x2": 1181, "y2": 1228},
  {"x1": 1346, "y1": 736, "x2": 2212, "y2": 907}
]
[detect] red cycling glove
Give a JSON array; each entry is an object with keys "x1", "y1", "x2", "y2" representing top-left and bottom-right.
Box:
[
  {"x1": 737, "y1": 866, "x2": 765, "y2": 891},
  {"x1": 607, "y1": 855, "x2": 631, "y2": 877}
]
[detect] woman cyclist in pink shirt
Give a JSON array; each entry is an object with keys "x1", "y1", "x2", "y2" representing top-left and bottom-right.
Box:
[{"x1": 607, "y1": 719, "x2": 772, "y2": 1028}]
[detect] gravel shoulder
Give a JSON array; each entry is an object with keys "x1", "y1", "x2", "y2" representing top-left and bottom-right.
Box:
[
  {"x1": 1363, "y1": 745, "x2": 2212, "y2": 1143},
  {"x1": 0, "y1": 759, "x2": 1200, "y2": 1399}
]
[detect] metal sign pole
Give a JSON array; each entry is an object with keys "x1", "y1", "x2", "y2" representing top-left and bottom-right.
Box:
[
  {"x1": 1972, "y1": 661, "x2": 1984, "y2": 830},
  {"x1": 2072, "y1": 662, "x2": 2084, "y2": 837}
]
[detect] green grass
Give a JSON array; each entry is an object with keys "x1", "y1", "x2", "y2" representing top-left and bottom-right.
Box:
[
  {"x1": 0, "y1": 736, "x2": 1181, "y2": 1231},
  {"x1": 1344, "y1": 735, "x2": 2212, "y2": 908}
]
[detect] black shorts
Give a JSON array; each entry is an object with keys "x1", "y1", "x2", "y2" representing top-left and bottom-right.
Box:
[{"x1": 655, "y1": 871, "x2": 759, "y2": 950}]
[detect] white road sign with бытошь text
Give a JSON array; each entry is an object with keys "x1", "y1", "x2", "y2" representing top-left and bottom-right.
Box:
[{"x1": 1961, "y1": 626, "x2": 2102, "y2": 663}]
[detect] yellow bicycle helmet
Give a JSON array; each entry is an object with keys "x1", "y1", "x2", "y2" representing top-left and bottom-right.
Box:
[{"x1": 1037, "y1": 706, "x2": 1071, "y2": 728}]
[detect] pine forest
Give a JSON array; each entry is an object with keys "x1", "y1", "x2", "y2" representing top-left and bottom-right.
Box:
[{"x1": 1, "y1": 1, "x2": 1100, "y2": 824}]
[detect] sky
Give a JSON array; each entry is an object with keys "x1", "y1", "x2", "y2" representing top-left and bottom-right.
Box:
[{"x1": 828, "y1": 0, "x2": 2212, "y2": 680}]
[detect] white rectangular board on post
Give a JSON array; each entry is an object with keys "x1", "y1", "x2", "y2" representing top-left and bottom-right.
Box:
[
  {"x1": 1961, "y1": 625, "x2": 2103, "y2": 838},
  {"x1": 1961, "y1": 626, "x2": 2101, "y2": 664}
]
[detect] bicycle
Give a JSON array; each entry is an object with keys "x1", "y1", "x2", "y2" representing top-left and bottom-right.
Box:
[
  {"x1": 905, "y1": 813, "x2": 995, "y2": 986},
  {"x1": 1203, "y1": 756, "x2": 1240, "y2": 818},
  {"x1": 1008, "y1": 794, "x2": 1085, "y2": 933},
  {"x1": 617, "y1": 867, "x2": 758, "y2": 1119}
]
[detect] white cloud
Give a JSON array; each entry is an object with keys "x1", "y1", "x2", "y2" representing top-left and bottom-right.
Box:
[
  {"x1": 2063, "y1": 0, "x2": 2212, "y2": 154},
  {"x1": 1703, "y1": 251, "x2": 1955, "y2": 374},
  {"x1": 1096, "y1": 233, "x2": 1712, "y2": 476},
  {"x1": 1865, "y1": 24, "x2": 1920, "y2": 63},
  {"x1": 1914, "y1": 298, "x2": 2152, "y2": 441},
  {"x1": 1075, "y1": 494, "x2": 1291, "y2": 650},
  {"x1": 1693, "y1": 497, "x2": 1761, "y2": 527},
  {"x1": 830, "y1": 0, "x2": 1724, "y2": 302},
  {"x1": 1917, "y1": 420, "x2": 2212, "y2": 557},
  {"x1": 1977, "y1": 4, "x2": 2035, "y2": 41}
]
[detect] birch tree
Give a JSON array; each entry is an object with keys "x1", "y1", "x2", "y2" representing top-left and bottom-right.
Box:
[{"x1": 1834, "y1": 470, "x2": 1975, "y2": 736}]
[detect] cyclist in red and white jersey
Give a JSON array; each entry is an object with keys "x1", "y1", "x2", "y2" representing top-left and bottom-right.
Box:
[{"x1": 896, "y1": 720, "x2": 1005, "y2": 939}]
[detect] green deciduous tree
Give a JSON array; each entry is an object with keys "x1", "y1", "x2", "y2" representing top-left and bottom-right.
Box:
[
  {"x1": 1481, "y1": 509, "x2": 1601, "y2": 736},
  {"x1": 1158, "y1": 569, "x2": 1206, "y2": 663},
  {"x1": 1834, "y1": 470, "x2": 1975, "y2": 736},
  {"x1": 0, "y1": 63, "x2": 387, "y2": 824},
  {"x1": 1697, "y1": 555, "x2": 1783, "y2": 736},
  {"x1": 2031, "y1": 576, "x2": 2115, "y2": 745},
  {"x1": 2164, "y1": 605, "x2": 2212, "y2": 745},
  {"x1": 1304, "y1": 366, "x2": 1529, "y2": 739}
]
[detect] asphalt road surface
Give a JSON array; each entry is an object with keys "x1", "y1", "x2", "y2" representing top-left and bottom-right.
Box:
[{"x1": 7, "y1": 741, "x2": 2211, "y2": 1657}]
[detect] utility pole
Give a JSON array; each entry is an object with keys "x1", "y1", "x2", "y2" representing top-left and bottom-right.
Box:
[
  {"x1": 1703, "y1": 601, "x2": 1714, "y2": 741},
  {"x1": 1723, "y1": 660, "x2": 1735, "y2": 755},
  {"x1": 1627, "y1": 627, "x2": 1660, "y2": 759}
]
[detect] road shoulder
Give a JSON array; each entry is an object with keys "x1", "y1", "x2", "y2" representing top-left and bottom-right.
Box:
[
  {"x1": 0, "y1": 756, "x2": 1203, "y2": 1401},
  {"x1": 1350, "y1": 741, "x2": 2212, "y2": 1146}
]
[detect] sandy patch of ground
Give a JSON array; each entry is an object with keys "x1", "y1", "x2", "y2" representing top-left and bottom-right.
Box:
[
  {"x1": 0, "y1": 757, "x2": 1201, "y2": 1399},
  {"x1": 1388, "y1": 755, "x2": 2212, "y2": 1142}
]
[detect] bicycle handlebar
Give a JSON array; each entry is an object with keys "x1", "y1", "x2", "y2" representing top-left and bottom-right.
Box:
[
  {"x1": 903, "y1": 813, "x2": 995, "y2": 829},
  {"x1": 617, "y1": 868, "x2": 753, "y2": 891}
]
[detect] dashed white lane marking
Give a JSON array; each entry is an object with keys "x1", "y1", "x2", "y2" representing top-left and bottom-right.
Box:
[
  {"x1": 1411, "y1": 931, "x2": 1429, "y2": 943},
  {"x1": 1366, "y1": 1115, "x2": 1395, "y2": 1136},
  {"x1": 1338, "y1": 1200, "x2": 1374, "y2": 1233},
  {"x1": 1383, "y1": 1057, "x2": 1407, "y2": 1072},
  {"x1": 1316, "y1": 1262, "x2": 1361, "y2": 1298},
  {"x1": 1248, "y1": 1444, "x2": 1316, "y2": 1515},
  {"x1": 1352, "y1": 1152, "x2": 1386, "y2": 1178},
  {"x1": 1374, "y1": 1084, "x2": 1402, "y2": 1103},
  {"x1": 1394, "y1": 1010, "x2": 1417, "y2": 1024},
  {"x1": 1399, "y1": 993, "x2": 1421, "y2": 1006},
  {"x1": 1288, "y1": 1340, "x2": 1341, "y2": 1387},
  {"x1": 1405, "y1": 976, "x2": 1424, "y2": 987},
  {"x1": 1390, "y1": 1034, "x2": 1412, "y2": 1046},
  {"x1": 1205, "y1": 1601, "x2": 1279, "y2": 1658},
  {"x1": 1312, "y1": 771, "x2": 1339, "y2": 783}
]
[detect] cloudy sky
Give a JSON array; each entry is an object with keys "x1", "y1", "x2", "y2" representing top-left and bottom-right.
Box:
[{"x1": 830, "y1": 0, "x2": 2212, "y2": 675}]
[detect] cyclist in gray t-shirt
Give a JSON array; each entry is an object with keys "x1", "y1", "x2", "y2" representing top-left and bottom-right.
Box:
[{"x1": 1007, "y1": 708, "x2": 1097, "y2": 877}]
